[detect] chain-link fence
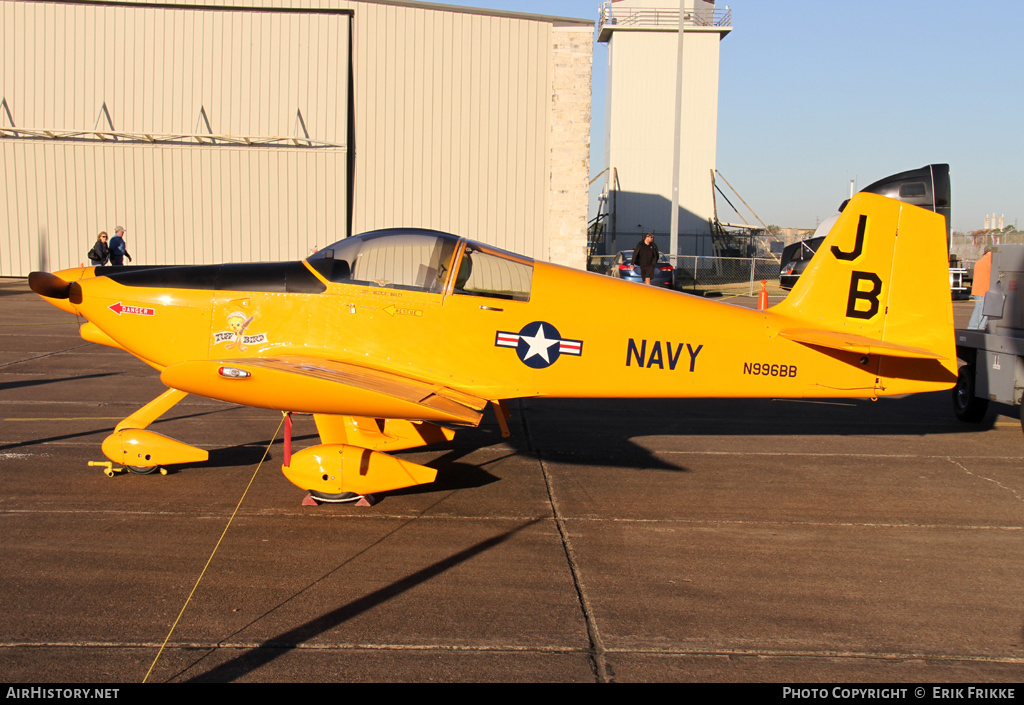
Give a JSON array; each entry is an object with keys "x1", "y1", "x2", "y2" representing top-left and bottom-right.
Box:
[
  {"x1": 951, "y1": 231, "x2": 1024, "y2": 265},
  {"x1": 588, "y1": 254, "x2": 786, "y2": 298}
]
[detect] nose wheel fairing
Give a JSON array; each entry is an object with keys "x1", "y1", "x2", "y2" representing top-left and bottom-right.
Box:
[
  {"x1": 102, "y1": 428, "x2": 209, "y2": 468},
  {"x1": 100, "y1": 388, "x2": 209, "y2": 470}
]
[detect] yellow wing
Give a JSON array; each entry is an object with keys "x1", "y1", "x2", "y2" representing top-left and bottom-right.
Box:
[{"x1": 160, "y1": 355, "x2": 487, "y2": 425}]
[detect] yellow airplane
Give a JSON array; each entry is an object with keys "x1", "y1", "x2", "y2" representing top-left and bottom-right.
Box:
[{"x1": 29, "y1": 193, "x2": 956, "y2": 502}]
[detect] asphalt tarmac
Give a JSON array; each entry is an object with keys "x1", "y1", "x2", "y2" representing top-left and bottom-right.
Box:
[{"x1": 1, "y1": 278, "x2": 1022, "y2": 684}]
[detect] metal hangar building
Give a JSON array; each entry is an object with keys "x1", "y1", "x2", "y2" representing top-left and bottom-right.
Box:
[{"x1": 0, "y1": 0, "x2": 594, "y2": 276}]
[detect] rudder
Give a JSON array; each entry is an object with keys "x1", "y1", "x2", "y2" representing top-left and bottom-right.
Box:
[{"x1": 771, "y1": 192, "x2": 956, "y2": 386}]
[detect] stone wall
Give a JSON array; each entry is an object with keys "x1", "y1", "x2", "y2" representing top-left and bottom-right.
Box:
[{"x1": 547, "y1": 26, "x2": 593, "y2": 270}]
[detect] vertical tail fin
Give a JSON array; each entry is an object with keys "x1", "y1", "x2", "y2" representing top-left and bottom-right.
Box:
[{"x1": 771, "y1": 192, "x2": 956, "y2": 387}]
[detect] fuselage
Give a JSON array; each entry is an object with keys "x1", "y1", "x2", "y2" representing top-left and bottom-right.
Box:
[{"x1": 50, "y1": 228, "x2": 952, "y2": 406}]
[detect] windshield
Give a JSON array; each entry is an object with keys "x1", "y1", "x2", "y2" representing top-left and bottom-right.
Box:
[{"x1": 308, "y1": 229, "x2": 460, "y2": 294}]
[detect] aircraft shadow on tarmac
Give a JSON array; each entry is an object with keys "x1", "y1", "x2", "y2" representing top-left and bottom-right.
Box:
[
  {"x1": 177, "y1": 517, "x2": 544, "y2": 683},
  {"x1": 520, "y1": 394, "x2": 996, "y2": 440},
  {"x1": 155, "y1": 391, "x2": 1001, "y2": 496},
  {"x1": 0, "y1": 405, "x2": 281, "y2": 457},
  {"x1": 0, "y1": 372, "x2": 116, "y2": 392},
  {"x1": 386, "y1": 393, "x2": 1000, "y2": 490},
  {"x1": 8, "y1": 391, "x2": 996, "y2": 495}
]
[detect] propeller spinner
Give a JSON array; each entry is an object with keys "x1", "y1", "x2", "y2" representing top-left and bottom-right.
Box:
[{"x1": 28, "y1": 271, "x2": 73, "y2": 299}]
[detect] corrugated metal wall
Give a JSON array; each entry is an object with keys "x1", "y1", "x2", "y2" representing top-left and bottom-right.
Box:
[
  {"x1": 1, "y1": 0, "x2": 593, "y2": 276},
  {"x1": 344, "y1": 2, "x2": 552, "y2": 259},
  {"x1": 1, "y1": 1, "x2": 350, "y2": 275}
]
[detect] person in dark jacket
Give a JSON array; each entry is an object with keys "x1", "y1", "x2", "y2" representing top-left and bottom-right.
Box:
[
  {"x1": 631, "y1": 232, "x2": 659, "y2": 285},
  {"x1": 87, "y1": 231, "x2": 110, "y2": 267},
  {"x1": 108, "y1": 225, "x2": 132, "y2": 265}
]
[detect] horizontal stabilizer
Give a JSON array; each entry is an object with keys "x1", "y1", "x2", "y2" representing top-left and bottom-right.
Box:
[{"x1": 779, "y1": 328, "x2": 949, "y2": 360}]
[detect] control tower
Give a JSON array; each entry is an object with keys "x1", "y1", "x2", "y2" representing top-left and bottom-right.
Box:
[{"x1": 598, "y1": 0, "x2": 732, "y2": 256}]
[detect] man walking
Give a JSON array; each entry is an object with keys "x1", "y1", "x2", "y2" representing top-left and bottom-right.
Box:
[
  {"x1": 108, "y1": 226, "x2": 133, "y2": 266},
  {"x1": 631, "y1": 232, "x2": 659, "y2": 285}
]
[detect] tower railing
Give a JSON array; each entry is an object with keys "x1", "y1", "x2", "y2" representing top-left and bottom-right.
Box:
[{"x1": 598, "y1": 2, "x2": 732, "y2": 35}]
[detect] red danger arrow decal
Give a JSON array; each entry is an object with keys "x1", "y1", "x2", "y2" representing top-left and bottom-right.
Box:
[{"x1": 108, "y1": 302, "x2": 155, "y2": 316}]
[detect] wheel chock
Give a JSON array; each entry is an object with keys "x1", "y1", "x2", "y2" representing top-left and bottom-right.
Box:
[
  {"x1": 356, "y1": 494, "x2": 377, "y2": 507},
  {"x1": 302, "y1": 492, "x2": 319, "y2": 506}
]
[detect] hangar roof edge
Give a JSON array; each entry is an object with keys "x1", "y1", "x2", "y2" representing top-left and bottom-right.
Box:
[
  {"x1": 361, "y1": 0, "x2": 594, "y2": 26},
  {"x1": 40, "y1": 0, "x2": 594, "y2": 27}
]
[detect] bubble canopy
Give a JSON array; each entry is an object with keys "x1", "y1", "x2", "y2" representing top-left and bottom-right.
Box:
[{"x1": 308, "y1": 228, "x2": 534, "y2": 301}]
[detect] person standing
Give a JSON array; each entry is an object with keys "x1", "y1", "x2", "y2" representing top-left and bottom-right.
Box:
[
  {"x1": 87, "y1": 231, "x2": 110, "y2": 267},
  {"x1": 631, "y1": 232, "x2": 660, "y2": 285},
  {"x1": 108, "y1": 226, "x2": 133, "y2": 266}
]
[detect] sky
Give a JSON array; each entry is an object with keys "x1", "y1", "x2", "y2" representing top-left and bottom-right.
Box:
[{"x1": 442, "y1": 0, "x2": 1022, "y2": 233}]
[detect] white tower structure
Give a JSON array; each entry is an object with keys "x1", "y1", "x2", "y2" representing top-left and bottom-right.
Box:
[{"x1": 598, "y1": 0, "x2": 731, "y2": 256}]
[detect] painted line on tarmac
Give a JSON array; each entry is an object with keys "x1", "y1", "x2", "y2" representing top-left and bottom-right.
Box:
[
  {"x1": 655, "y1": 449, "x2": 1024, "y2": 459},
  {"x1": 0, "y1": 322, "x2": 76, "y2": 327},
  {"x1": 1, "y1": 640, "x2": 1020, "y2": 666},
  {"x1": 4, "y1": 417, "x2": 127, "y2": 421},
  {"x1": 562, "y1": 516, "x2": 1023, "y2": 532},
  {"x1": 4, "y1": 416, "x2": 276, "y2": 421},
  {"x1": 948, "y1": 457, "x2": 1024, "y2": 503}
]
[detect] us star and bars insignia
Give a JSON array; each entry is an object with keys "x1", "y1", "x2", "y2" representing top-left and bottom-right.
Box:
[{"x1": 495, "y1": 321, "x2": 583, "y2": 369}]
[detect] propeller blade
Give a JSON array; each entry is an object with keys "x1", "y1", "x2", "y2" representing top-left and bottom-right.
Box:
[{"x1": 28, "y1": 271, "x2": 72, "y2": 299}]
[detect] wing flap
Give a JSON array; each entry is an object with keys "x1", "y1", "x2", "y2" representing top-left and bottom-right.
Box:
[
  {"x1": 160, "y1": 355, "x2": 485, "y2": 425},
  {"x1": 779, "y1": 328, "x2": 948, "y2": 360}
]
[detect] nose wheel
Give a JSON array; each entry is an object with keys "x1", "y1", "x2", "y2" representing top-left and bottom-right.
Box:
[
  {"x1": 89, "y1": 461, "x2": 167, "y2": 477},
  {"x1": 125, "y1": 464, "x2": 167, "y2": 476}
]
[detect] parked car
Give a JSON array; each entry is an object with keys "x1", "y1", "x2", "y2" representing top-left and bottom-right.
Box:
[{"x1": 606, "y1": 250, "x2": 675, "y2": 289}]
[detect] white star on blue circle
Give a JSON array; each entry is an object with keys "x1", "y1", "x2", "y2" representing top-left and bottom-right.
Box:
[{"x1": 516, "y1": 321, "x2": 562, "y2": 368}]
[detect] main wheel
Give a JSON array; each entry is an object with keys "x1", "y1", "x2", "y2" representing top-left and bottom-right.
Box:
[
  {"x1": 125, "y1": 464, "x2": 161, "y2": 475},
  {"x1": 953, "y1": 365, "x2": 988, "y2": 422},
  {"x1": 309, "y1": 490, "x2": 364, "y2": 503}
]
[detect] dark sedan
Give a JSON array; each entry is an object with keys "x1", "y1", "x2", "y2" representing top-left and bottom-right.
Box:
[{"x1": 606, "y1": 250, "x2": 675, "y2": 289}]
